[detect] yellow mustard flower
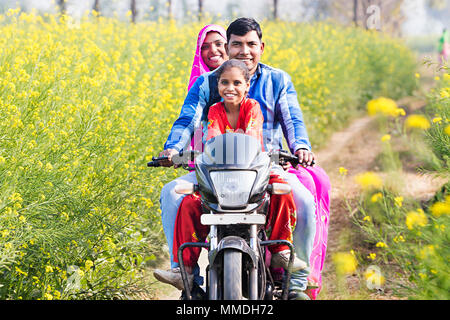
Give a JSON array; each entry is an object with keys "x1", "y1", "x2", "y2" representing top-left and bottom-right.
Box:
[
  {"x1": 445, "y1": 125, "x2": 450, "y2": 136},
  {"x1": 332, "y1": 251, "x2": 358, "y2": 275},
  {"x1": 406, "y1": 209, "x2": 428, "y2": 230},
  {"x1": 367, "y1": 253, "x2": 377, "y2": 260},
  {"x1": 432, "y1": 117, "x2": 442, "y2": 124},
  {"x1": 430, "y1": 201, "x2": 450, "y2": 218},
  {"x1": 393, "y1": 235, "x2": 405, "y2": 243},
  {"x1": 394, "y1": 196, "x2": 403, "y2": 207},
  {"x1": 405, "y1": 114, "x2": 430, "y2": 130},
  {"x1": 364, "y1": 268, "x2": 386, "y2": 288},
  {"x1": 367, "y1": 97, "x2": 402, "y2": 118},
  {"x1": 375, "y1": 241, "x2": 388, "y2": 248},
  {"x1": 355, "y1": 172, "x2": 383, "y2": 190},
  {"x1": 339, "y1": 167, "x2": 348, "y2": 176},
  {"x1": 371, "y1": 192, "x2": 383, "y2": 203}
]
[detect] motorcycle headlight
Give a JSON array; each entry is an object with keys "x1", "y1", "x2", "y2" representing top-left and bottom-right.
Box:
[{"x1": 210, "y1": 170, "x2": 257, "y2": 208}]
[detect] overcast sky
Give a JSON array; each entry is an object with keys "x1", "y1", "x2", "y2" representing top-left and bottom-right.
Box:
[{"x1": 0, "y1": 0, "x2": 448, "y2": 36}]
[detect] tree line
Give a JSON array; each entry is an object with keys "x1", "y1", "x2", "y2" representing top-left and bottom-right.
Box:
[{"x1": 50, "y1": 0, "x2": 447, "y2": 36}]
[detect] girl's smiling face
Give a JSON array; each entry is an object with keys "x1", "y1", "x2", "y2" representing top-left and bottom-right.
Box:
[
  {"x1": 201, "y1": 31, "x2": 228, "y2": 70},
  {"x1": 218, "y1": 67, "x2": 250, "y2": 108}
]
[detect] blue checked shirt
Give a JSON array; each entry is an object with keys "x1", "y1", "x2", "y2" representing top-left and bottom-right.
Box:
[{"x1": 164, "y1": 63, "x2": 311, "y2": 154}]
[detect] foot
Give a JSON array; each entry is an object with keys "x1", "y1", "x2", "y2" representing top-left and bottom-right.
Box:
[
  {"x1": 270, "y1": 250, "x2": 308, "y2": 272},
  {"x1": 288, "y1": 289, "x2": 311, "y2": 300},
  {"x1": 153, "y1": 267, "x2": 194, "y2": 291},
  {"x1": 180, "y1": 283, "x2": 207, "y2": 300},
  {"x1": 307, "y1": 280, "x2": 320, "y2": 289}
]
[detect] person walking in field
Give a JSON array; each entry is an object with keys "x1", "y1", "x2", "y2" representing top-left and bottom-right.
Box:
[{"x1": 438, "y1": 28, "x2": 450, "y2": 65}]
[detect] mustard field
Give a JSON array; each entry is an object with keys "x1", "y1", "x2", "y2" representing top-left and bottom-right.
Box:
[{"x1": 0, "y1": 10, "x2": 417, "y2": 299}]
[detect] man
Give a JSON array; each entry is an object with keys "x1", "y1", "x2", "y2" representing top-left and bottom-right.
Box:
[{"x1": 155, "y1": 18, "x2": 316, "y2": 300}]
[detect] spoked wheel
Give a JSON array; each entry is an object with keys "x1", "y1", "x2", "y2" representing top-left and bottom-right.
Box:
[{"x1": 223, "y1": 249, "x2": 242, "y2": 300}]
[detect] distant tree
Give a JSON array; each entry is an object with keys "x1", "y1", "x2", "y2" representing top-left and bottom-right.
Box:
[
  {"x1": 57, "y1": 0, "x2": 67, "y2": 15},
  {"x1": 167, "y1": 0, "x2": 172, "y2": 19},
  {"x1": 326, "y1": 0, "x2": 405, "y2": 36},
  {"x1": 273, "y1": 0, "x2": 279, "y2": 20},
  {"x1": 198, "y1": 0, "x2": 203, "y2": 20},
  {"x1": 93, "y1": 0, "x2": 101, "y2": 16},
  {"x1": 130, "y1": 0, "x2": 137, "y2": 23}
]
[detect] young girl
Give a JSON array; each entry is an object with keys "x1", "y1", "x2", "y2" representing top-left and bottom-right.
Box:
[{"x1": 155, "y1": 60, "x2": 306, "y2": 291}]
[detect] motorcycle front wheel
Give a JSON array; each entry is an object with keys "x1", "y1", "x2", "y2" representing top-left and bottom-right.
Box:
[{"x1": 223, "y1": 249, "x2": 242, "y2": 300}]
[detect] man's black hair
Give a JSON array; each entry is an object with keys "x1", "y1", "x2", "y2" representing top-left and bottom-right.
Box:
[{"x1": 226, "y1": 17, "x2": 262, "y2": 42}]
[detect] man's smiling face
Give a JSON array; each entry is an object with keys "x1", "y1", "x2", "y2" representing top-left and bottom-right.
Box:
[{"x1": 226, "y1": 30, "x2": 264, "y2": 76}]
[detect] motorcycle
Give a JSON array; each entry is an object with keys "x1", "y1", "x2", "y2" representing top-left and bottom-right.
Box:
[{"x1": 148, "y1": 133, "x2": 309, "y2": 300}]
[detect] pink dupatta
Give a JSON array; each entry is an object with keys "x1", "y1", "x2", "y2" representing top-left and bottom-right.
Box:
[
  {"x1": 288, "y1": 165, "x2": 330, "y2": 300},
  {"x1": 187, "y1": 25, "x2": 227, "y2": 165}
]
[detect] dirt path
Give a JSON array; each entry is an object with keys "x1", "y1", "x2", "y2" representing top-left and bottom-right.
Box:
[{"x1": 315, "y1": 97, "x2": 447, "y2": 299}]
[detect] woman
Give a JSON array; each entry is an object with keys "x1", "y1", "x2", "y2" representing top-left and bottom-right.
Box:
[
  {"x1": 187, "y1": 25, "x2": 228, "y2": 160},
  {"x1": 188, "y1": 24, "x2": 228, "y2": 90}
]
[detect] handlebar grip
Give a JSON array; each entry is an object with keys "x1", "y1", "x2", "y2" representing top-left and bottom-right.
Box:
[{"x1": 147, "y1": 161, "x2": 161, "y2": 167}]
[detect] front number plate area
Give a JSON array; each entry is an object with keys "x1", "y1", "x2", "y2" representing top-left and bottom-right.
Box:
[{"x1": 200, "y1": 214, "x2": 266, "y2": 225}]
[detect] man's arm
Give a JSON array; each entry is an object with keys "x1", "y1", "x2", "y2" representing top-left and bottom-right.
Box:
[
  {"x1": 159, "y1": 75, "x2": 209, "y2": 167},
  {"x1": 276, "y1": 72, "x2": 315, "y2": 166}
]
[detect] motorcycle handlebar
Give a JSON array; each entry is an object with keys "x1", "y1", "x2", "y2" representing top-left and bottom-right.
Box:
[
  {"x1": 147, "y1": 156, "x2": 169, "y2": 167},
  {"x1": 274, "y1": 150, "x2": 315, "y2": 167},
  {"x1": 147, "y1": 149, "x2": 314, "y2": 168},
  {"x1": 146, "y1": 151, "x2": 200, "y2": 169}
]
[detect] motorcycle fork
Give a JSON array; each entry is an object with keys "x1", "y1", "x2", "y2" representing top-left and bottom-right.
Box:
[
  {"x1": 208, "y1": 225, "x2": 219, "y2": 300},
  {"x1": 248, "y1": 223, "x2": 259, "y2": 300}
]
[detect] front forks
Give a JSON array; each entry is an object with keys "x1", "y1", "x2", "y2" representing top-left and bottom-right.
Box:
[
  {"x1": 248, "y1": 224, "x2": 259, "y2": 300},
  {"x1": 178, "y1": 225, "x2": 295, "y2": 300}
]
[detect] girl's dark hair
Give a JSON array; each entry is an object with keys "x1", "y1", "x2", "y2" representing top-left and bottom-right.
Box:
[
  {"x1": 226, "y1": 17, "x2": 262, "y2": 42},
  {"x1": 216, "y1": 59, "x2": 250, "y2": 82}
]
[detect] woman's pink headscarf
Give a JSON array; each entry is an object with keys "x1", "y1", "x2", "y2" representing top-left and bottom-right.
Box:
[{"x1": 187, "y1": 24, "x2": 227, "y2": 91}]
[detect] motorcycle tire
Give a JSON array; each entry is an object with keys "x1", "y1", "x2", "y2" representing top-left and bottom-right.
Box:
[{"x1": 223, "y1": 249, "x2": 242, "y2": 300}]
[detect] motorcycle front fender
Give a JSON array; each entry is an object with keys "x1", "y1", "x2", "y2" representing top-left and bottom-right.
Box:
[{"x1": 208, "y1": 236, "x2": 258, "y2": 269}]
